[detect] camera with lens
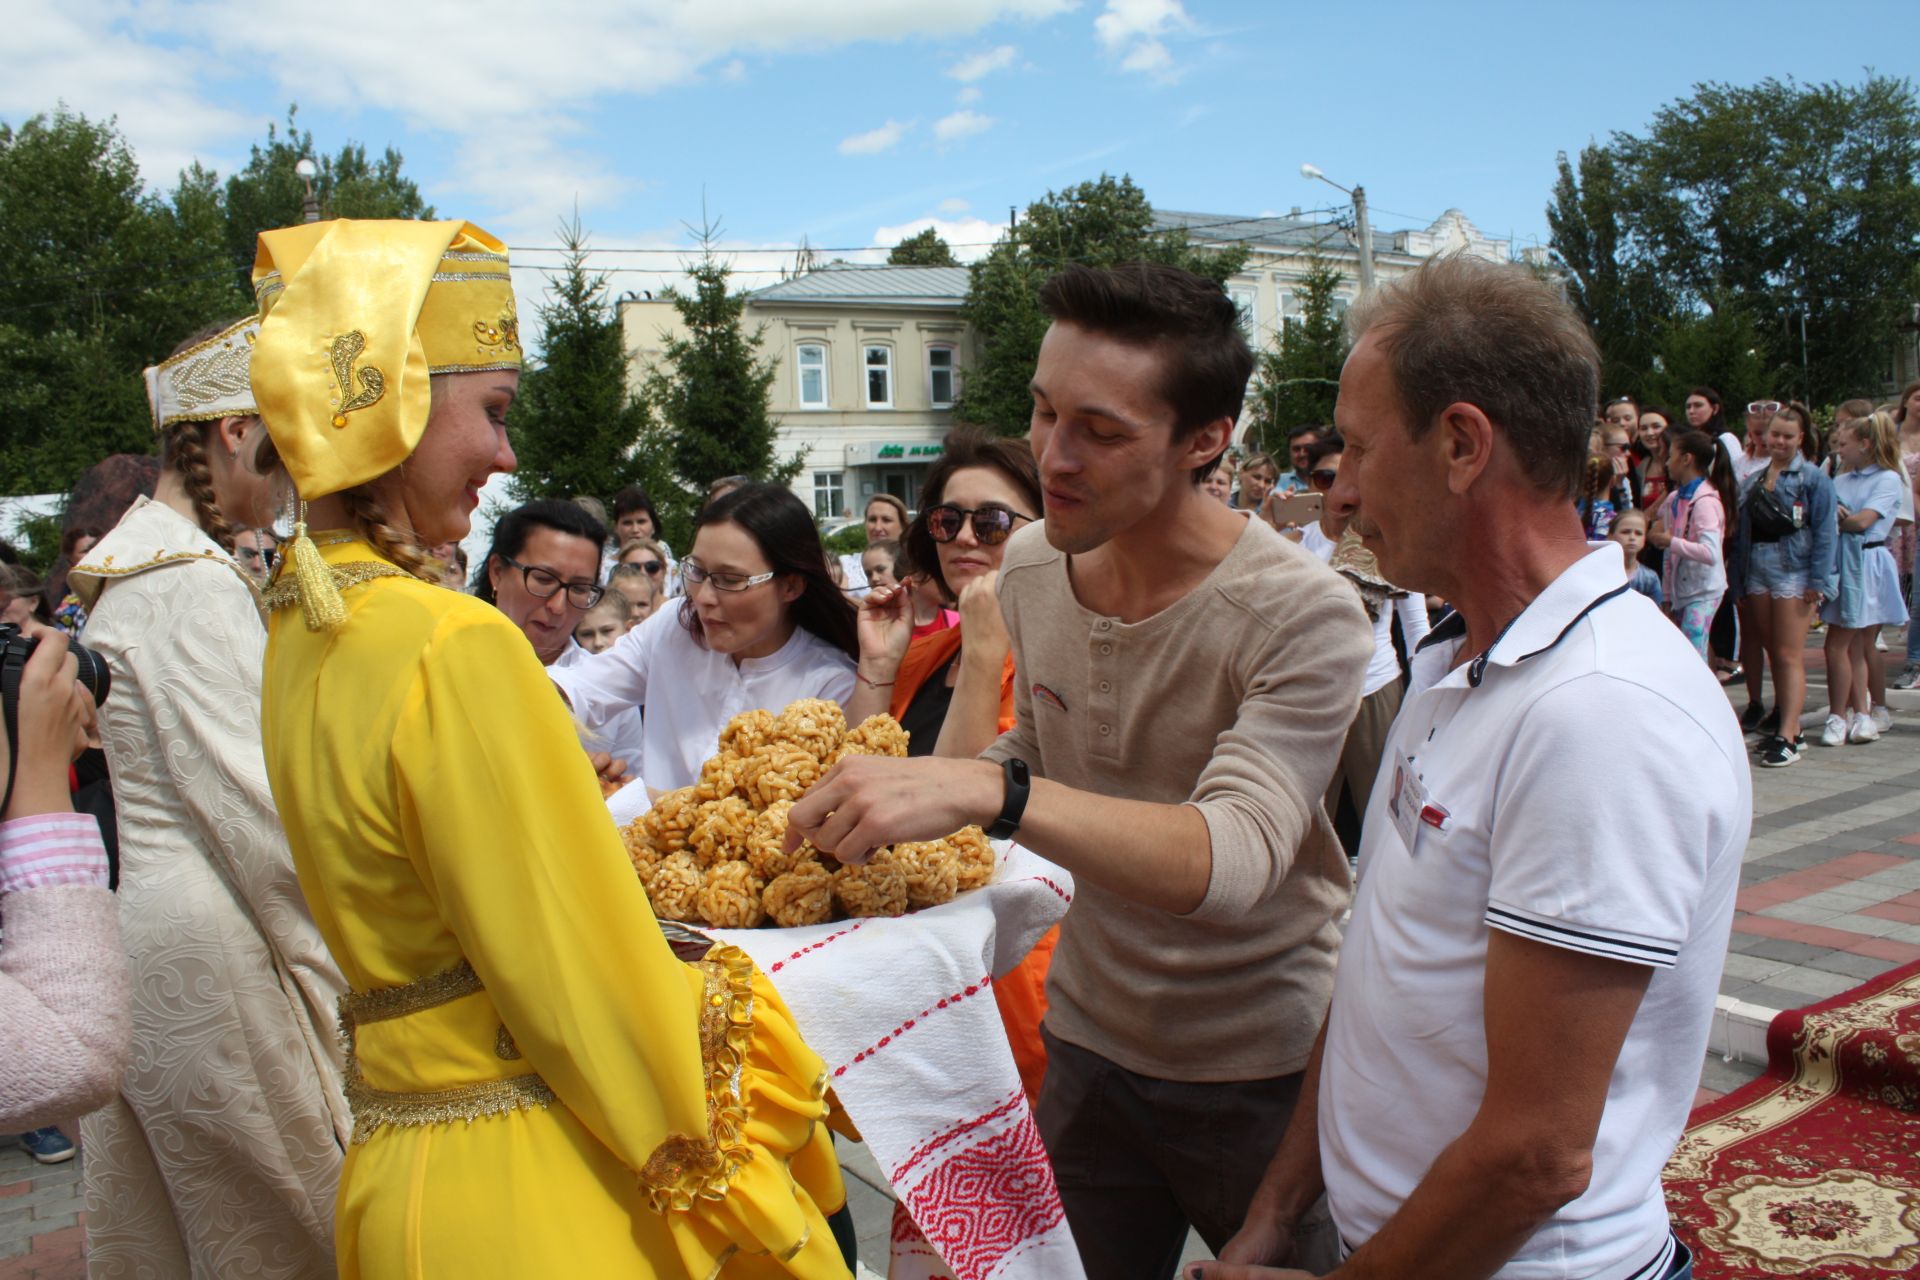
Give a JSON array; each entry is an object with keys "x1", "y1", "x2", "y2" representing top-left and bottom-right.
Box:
[{"x1": 1, "y1": 622, "x2": 111, "y2": 812}]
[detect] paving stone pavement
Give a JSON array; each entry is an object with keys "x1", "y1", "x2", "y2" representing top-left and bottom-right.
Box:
[{"x1": 3, "y1": 629, "x2": 1909, "y2": 1270}]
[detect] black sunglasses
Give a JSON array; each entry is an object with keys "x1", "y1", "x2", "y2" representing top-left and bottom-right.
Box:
[
  {"x1": 1308, "y1": 469, "x2": 1339, "y2": 490},
  {"x1": 924, "y1": 503, "x2": 1036, "y2": 545}
]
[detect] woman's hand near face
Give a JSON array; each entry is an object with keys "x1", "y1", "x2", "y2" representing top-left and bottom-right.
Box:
[
  {"x1": 855, "y1": 583, "x2": 915, "y2": 678},
  {"x1": 955, "y1": 570, "x2": 1010, "y2": 668}
]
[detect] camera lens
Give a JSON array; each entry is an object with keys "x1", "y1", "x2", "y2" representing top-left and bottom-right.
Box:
[{"x1": 67, "y1": 638, "x2": 110, "y2": 706}]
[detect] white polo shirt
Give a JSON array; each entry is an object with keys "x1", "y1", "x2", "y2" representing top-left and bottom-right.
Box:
[
  {"x1": 549, "y1": 603, "x2": 857, "y2": 794},
  {"x1": 1320, "y1": 545, "x2": 1749, "y2": 1280}
]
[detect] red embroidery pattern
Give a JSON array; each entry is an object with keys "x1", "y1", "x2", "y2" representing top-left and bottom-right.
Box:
[
  {"x1": 904, "y1": 1113, "x2": 1065, "y2": 1280},
  {"x1": 1032, "y1": 875, "x2": 1071, "y2": 904},
  {"x1": 833, "y1": 977, "x2": 993, "y2": 1079},
  {"x1": 769, "y1": 918, "x2": 867, "y2": 973},
  {"x1": 894, "y1": 1087, "x2": 1026, "y2": 1184}
]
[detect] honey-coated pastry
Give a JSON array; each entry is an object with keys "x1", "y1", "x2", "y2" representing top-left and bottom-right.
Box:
[
  {"x1": 744, "y1": 744, "x2": 821, "y2": 809},
  {"x1": 745, "y1": 800, "x2": 810, "y2": 880},
  {"x1": 831, "y1": 859, "x2": 909, "y2": 918},
  {"x1": 646, "y1": 852, "x2": 703, "y2": 922},
  {"x1": 763, "y1": 862, "x2": 834, "y2": 927},
  {"x1": 690, "y1": 796, "x2": 755, "y2": 867},
  {"x1": 889, "y1": 840, "x2": 960, "y2": 909},
  {"x1": 773, "y1": 698, "x2": 846, "y2": 760},
  {"x1": 717, "y1": 708, "x2": 778, "y2": 758},
  {"x1": 639, "y1": 787, "x2": 701, "y2": 856},
  {"x1": 620, "y1": 819, "x2": 663, "y2": 882},
  {"x1": 943, "y1": 825, "x2": 996, "y2": 891},
  {"x1": 695, "y1": 861, "x2": 766, "y2": 929},
  {"x1": 840, "y1": 714, "x2": 911, "y2": 760},
  {"x1": 693, "y1": 751, "x2": 750, "y2": 803}
]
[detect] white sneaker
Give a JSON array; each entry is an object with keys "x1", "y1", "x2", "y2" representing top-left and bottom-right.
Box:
[
  {"x1": 1872, "y1": 704, "x2": 1893, "y2": 734},
  {"x1": 1875, "y1": 632, "x2": 1888, "y2": 652},
  {"x1": 1820, "y1": 714, "x2": 1848, "y2": 747},
  {"x1": 1849, "y1": 713, "x2": 1881, "y2": 743}
]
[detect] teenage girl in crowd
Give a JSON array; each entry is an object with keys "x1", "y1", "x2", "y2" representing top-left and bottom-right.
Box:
[
  {"x1": 1819, "y1": 412, "x2": 1909, "y2": 746},
  {"x1": 843, "y1": 429, "x2": 1055, "y2": 1105},
  {"x1": 838, "y1": 493, "x2": 909, "y2": 594},
  {"x1": 1578, "y1": 454, "x2": 1620, "y2": 539},
  {"x1": 860, "y1": 538, "x2": 901, "y2": 594},
  {"x1": 1649, "y1": 431, "x2": 1736, "y2": 662},
  {"x1": 1635, "y1": 405, "x2": 1673, "y2": 513},
  {"x1": 1609, "y1": 509, "x2": 1662, "y2": 605},
  {"x1": 552, "y1": 483, "x2": 858, "y2": 794},
  {"x1": 1736, "y1": 402, "x2": 1837, "y2": 768},
  {"x1": 1684, "y1": 386, "x2": 1745, "y2": 684}
]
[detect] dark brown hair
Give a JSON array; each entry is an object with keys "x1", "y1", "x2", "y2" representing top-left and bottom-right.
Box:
[
  {"x1": 679, "y1": 483, "x2": 857, "y2": 660},
  {"x1": 904, "y1": 429, "x2": 1043, "y2": 600},
  {"x1": 1346, "y1": 255, "x2": 1600, "y2": 499},
  {"x1": 1038, "y1": 262, "x2": 1254, "y2": 481}
]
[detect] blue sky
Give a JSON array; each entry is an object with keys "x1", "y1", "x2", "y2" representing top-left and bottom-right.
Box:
[{"x1": 10, "y1": 0, "x2": 1903, "y2": 327}]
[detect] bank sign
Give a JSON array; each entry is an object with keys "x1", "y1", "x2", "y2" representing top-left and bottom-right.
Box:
[{"x1": 846, "y1": 441, "x2": 945, "y2": 464}]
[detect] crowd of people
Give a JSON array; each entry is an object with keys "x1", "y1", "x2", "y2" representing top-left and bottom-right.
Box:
[{"x1": 0, "y1": 212, "x2": 1910, "y2": 1280}]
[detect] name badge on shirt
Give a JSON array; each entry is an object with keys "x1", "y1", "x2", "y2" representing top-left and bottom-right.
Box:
[{"x1": 1387, "y1": 752, "x2": 1449, "y2": 853}]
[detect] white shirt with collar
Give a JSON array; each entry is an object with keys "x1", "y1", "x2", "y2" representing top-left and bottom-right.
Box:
[
  {"x1": 549, "y1": 602, "x2": 857, "y2": 795},
  {"x1": 549, "y1": 638, "x2": 647, "y2": 776},
  {"x1": 1320, "y1": 544, "x2": 1750, "y2": 1280}
]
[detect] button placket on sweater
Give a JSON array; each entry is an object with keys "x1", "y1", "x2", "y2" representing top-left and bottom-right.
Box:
[{"x1": 1089, "y1": 617, "x2": 1120, "y2": 759}]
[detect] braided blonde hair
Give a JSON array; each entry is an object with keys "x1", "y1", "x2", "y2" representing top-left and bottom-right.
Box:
[{"x1": 338, "y1": 483, "x2": 434, "y2": 580}]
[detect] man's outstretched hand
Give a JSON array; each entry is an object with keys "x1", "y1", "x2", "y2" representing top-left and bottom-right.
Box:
[{"x1": 783, "y1": 754, "x2": 1001, "y2": 864}]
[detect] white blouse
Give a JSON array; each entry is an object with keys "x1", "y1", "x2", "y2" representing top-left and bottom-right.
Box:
[{"x1": 550, "y1": 602, "x2": 857, "y2": 795}]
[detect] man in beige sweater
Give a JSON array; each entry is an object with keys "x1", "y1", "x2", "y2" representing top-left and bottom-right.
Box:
[{"x1": 790, "y1": 262, "x2": 1372, "y2": 1278}]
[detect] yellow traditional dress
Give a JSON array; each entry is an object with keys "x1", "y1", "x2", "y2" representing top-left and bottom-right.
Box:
[
  {"x1": 261, "y1": 536, "x2": 849, "y2": 1278},
  {"x1": 247, "y1": 217, "x2": 850, "y2": 1279}
]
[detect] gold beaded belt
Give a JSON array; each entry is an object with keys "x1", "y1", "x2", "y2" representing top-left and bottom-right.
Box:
[{"x1": 338, "y1": 959, "x2": 555, "y2": 1144}]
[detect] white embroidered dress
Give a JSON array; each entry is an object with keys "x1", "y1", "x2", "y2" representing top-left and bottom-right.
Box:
[{"x1": 71, "y1": 498, "x2": 349, "y2": 1279}]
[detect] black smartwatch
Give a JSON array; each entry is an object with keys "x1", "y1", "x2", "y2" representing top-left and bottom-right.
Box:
[{"x1": 985, "y1": 758, "x2": 1031, "y2": 840}]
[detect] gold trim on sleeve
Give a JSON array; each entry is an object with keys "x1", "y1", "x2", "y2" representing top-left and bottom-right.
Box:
[{"x1": 638, "y1": 944, "x2": 759, "y2": 1212}]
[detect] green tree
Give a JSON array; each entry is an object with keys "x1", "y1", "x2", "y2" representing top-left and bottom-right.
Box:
[
  {"x1": 956, "y1": 173, "x2": 1250, "y2": 434},
  {"x1": 1550, "y1": 75, "x2": 1920, "y2": 403},
  {"x1": 1641, "y1": 290, "x2": 1775, "y2": 413},
  {"x1": 1244, "y1": 257, "x2": 1347, "y2": 455},
  {"x1": 0, "y1": 110, "x2": 242, "y2": 492},
  {"x1": 887, "y1": 227, "x2": 958, "y2": 266},
  {"x1": 507, "y1": 216, "x2": 679, "y2": 521},
  {"x1": 642, "y1": 219, "x2": 798, "y2": 501},
  {"x1": 223, "y1": 108, "x2": 434, "y2": 293},
  {"x1": 1546, "y1": 144, "x2": 1672, "y2": 401}
]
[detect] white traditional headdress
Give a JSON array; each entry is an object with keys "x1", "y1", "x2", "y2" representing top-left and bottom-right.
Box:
[{"x1": 143, "y1": 318, "x2": 260, "y2": 430}]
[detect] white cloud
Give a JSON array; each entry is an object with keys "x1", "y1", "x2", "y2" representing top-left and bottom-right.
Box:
[
  {"x1": 934, "y1": 109, "x2": 995, "y2": 143},
  {"x1": 937, "y1": 197, "x2": 972, "y2": 214},
  {"x1": 720, "y1": 58, "x2": 747, "y2": 82},
  {"x1": 956, "y1": 86, "x2": 983, "y2": 105},
  {"x1": 1093, "y1": 0, "x2": 1190, "y2": 79},
  {"x1": 872, "y1": 216, "x2": 1006, "y2": 263},
  {"x1": 839, "y1": 120, "x2": 911, "y2": 156},
  {"x1": 948, "y1": 44, "x2": 1017, "y2": 82}
]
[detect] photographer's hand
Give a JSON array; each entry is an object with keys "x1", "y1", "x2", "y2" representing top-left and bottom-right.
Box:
[{"x1": 3, "y1": 622, "x2": 91, "y2": 820}]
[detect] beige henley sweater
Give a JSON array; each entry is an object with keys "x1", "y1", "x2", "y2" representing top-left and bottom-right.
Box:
[{"x1": 984, "y1": 516, "x2": 1372, "y2": 1081}]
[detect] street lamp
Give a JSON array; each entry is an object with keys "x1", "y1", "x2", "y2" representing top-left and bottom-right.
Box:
[
  {"x1": 1300, "y1": 163, "x2": 1376, "y2": 294},
  {"x1": 295, "y1": 157, "x2": 320, "y2": 224}
]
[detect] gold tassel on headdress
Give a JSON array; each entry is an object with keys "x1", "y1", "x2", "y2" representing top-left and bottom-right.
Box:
[{"x1": 287, "y1": 504, "x2": 347, "y2": 632}]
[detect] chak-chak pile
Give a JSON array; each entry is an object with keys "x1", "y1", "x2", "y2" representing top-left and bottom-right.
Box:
[{"x1": 621, "y1": 699, "x2": 995, "y2": 928}]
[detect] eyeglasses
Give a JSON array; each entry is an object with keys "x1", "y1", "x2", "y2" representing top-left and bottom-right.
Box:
[
  {"x1": 498, "y1": 556, "x2": 603, "y2": 609},
  {"x1": 1747, "y1": 401, "x2": 1782, "y2": 416},
  {"x1": 1308, "y1": 469, "x2": 1339, "y2": 490},
  {"x1": 924, "y1": 503, "x2": 1036, "y2": 545},
  {"x1": 627, "y1": 559, "x2": 664, "y2": 574},
  {"x1": 682, "y1": 558, "x2": 777, "y2": 593}
]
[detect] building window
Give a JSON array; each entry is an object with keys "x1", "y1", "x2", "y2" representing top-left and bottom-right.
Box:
[
  {"x1": 812, "y1": 470, "x2": 845, "y2": 520},
  {"x1": 1229, "y1": 286, "x2": 1258, "y2": 338},
  {"x1": 864, "y1": 345, "x2": 893, "y2": 408},
  {"x1": 797, "y1": 343, "x2": 828, "y2": 409},
  {"x1": 927, "y1": 345, "x2": 956, "y2": 408}
]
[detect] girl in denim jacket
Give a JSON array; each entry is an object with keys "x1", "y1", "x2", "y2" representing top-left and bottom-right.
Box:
[
  {"x1": 1651, "y1": 432, "x2": 1737, "y2": 660},
  {"x1": 1735, "y1": 403, "x2": 1837, "y2": 767}
]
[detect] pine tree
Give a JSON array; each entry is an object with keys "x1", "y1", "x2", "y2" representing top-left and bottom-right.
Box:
[
  {"x1": 1244, "y1": 257, "x2": 1348, "y2": 455},
  {"x1": 506, "y1": 215, "x2": 678, "y2": 520},
  {"x1": 642, "y1": 217, "x2": 799, "y2": 494}
]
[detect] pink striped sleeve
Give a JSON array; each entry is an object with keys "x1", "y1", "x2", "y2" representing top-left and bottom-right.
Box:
[{"x1": 0, "y1": 813, "x2": 109, "y2": 893}]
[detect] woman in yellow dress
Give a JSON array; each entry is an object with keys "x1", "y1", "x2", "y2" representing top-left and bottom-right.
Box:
[{"x1": 247, "y1": 218, "x2": 852, "y2": 1279}]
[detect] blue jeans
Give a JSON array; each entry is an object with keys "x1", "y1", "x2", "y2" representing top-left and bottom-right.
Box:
[{"x1": 1907, "y1": 569, "x2": 1920, "y2": 666}]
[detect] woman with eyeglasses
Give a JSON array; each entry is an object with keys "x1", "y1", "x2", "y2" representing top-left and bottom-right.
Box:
[{"x1": 552, "y1": 483, "x2": 858, "y2": 795}]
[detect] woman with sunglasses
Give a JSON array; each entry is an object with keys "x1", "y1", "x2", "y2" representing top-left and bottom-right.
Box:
[{"x1": 553, "y1": 483, "x2": 859, "y2": 795}]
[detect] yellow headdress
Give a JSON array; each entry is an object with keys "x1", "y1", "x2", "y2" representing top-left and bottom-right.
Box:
[{"x1": 249, "y1": 218, "x2": 520, "y2": 629}]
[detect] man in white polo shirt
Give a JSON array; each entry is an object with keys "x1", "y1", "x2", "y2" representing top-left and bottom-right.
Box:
[{"x1": 1203, "y1": 256, "x2": 1749, "y2": 1280}]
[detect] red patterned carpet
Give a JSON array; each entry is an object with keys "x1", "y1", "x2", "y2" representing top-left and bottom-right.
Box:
[{"x1": 1664, "y1": 959, "x2": 1920, "y2": 1276}]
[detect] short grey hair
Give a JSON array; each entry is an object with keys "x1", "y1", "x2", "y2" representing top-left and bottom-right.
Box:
[{"x1": 1346, "y1": 254, "x2": 1599, "y2": 498}]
